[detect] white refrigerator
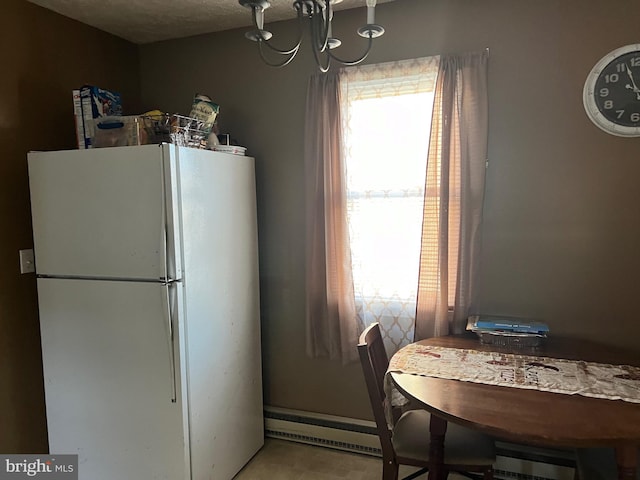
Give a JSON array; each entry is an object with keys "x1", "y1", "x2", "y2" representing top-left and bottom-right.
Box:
[{"x1": 28, "y1": 144, "x2": 264, "y2": 480}]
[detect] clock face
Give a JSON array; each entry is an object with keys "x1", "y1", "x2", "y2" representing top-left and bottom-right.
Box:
[{"x1": 583, "y1": 44, "x2": 640, "y2": 137}]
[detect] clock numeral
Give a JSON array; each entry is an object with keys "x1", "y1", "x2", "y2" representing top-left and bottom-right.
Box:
[
  {"x1": 631, "y1": 113, "x2": 640, "y2": 122},
  {"x1": 600, "y1": 87, "x2": 609, "y2": 97},
  {"x1": 604, "y1": 100, "x2": 614, "y2": 109},
  {"x1": 605, "y1": 73, "x2": 620, "y2": 83},
  {"x1": 631, "y1": 57, "x2": 640, "y2": 67},
  {"x1": 616, "y1": 110, "x2": 625, "y2": 119},
  {"x1": 617, "y1": 63, "x2": 626, "y2": 73}
]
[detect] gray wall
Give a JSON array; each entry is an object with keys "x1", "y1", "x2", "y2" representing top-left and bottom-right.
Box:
[
  {"x1": 141, "y1": 0, "x2": 640, "y2": 420},
  {"x1": 1, "y1": 0, "x2": 141, "y2": 452}
]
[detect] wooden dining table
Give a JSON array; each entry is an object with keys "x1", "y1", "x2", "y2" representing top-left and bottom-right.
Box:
[{"x1": 389, "y1": 334, "x2": 640, "y2": 480}]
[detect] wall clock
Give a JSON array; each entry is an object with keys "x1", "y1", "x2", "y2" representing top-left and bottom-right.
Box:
[{"x1": 583, "y1": 44, "x2": 640, "y2": 137}]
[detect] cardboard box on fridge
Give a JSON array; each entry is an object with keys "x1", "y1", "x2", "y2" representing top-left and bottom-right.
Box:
[
  {"x1": 72, "y1": 89, "x2": 85, "y2": 149},
  {"x1": 80, "y1": 85, "x2": 122, "y2": 148}
]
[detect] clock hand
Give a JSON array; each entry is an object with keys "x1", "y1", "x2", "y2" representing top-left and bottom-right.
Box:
[
  {"x1": 624, "y1": 84, "x2": 640, "y2": 101},
  {"x1": 624, "y1": 64, "x2": 640, "y2": 100}
]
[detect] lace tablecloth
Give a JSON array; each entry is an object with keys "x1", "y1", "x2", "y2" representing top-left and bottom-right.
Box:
[{"x1": 385, "y1": 344, "x2": 640, "y2": 411}]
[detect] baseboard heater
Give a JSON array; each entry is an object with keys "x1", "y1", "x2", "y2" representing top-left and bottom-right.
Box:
[{"x1": 264, "y1": 406, "x2": 576, "y2": 480}]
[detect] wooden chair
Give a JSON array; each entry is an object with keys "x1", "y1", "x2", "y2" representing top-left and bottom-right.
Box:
[
  {"x1": 357, "y1": 322, "x2": 496, "y2": 480},
  {"x1": 574, "y1": 448, "x2": 640, "y2": 480}
]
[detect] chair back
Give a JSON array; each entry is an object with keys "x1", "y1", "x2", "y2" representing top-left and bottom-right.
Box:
[{"x1": 357, "y1": 322, "x2": 395, "y2": 456}]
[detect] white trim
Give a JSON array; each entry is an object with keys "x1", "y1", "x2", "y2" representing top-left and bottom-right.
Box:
[
  {"x1": 264, "y1": 406, "x2": 380, "y2": 455},
  {"x1": 263, "y1": 406, "x2": 576, "y2": 480}
]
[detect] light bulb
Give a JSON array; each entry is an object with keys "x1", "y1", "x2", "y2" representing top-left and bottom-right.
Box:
[{"x1": 365, "y1": 0, "x2": 377, "y2": 25}]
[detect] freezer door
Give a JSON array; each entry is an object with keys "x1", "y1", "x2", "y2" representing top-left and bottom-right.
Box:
[
  {"x1": 28, "y1": 145, "x2": 181, "y2": 281},
  {"x1": 38, "y1": 278, "x2": 189, "y2": 480}
]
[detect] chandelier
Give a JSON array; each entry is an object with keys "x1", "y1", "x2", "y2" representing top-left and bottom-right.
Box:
[{"x1": 238, "y1": 0, "x2": 384, "y2": 73}]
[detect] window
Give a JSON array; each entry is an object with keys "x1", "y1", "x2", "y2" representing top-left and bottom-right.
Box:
[
  {"x1": 305, "y1": 52, "x2": 488, "y2": 362},
  {"x1": 339, "y1": 57, "x2": 444, "y2": 352}
]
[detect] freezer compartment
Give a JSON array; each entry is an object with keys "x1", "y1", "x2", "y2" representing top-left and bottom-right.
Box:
[{"x1": 28, "y1": 145, "x2": 182, "y2": 281}]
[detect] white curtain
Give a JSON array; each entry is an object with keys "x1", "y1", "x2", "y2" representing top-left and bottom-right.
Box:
[
  {"x1": 415, "y1": 51, "x2": 489, "y2": 340},
  {"x1": 304, "y1": 72, "x2": 359, "y2": 363}
]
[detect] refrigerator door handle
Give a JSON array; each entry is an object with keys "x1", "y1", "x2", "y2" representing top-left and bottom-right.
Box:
[
  {"x1": 163, "y1": 282, "x2": 178, "y2": 404},
  {"x1": 159, "y1": 147, "x2": 183, "y2": 284},
  {"x1": 160, "y1": 158, "x2": 171, "y2": 283}
]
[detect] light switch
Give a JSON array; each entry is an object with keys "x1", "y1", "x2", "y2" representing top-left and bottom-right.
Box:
[{"x1": 19, "y1": 249, "x2": 35, "y2": 274}]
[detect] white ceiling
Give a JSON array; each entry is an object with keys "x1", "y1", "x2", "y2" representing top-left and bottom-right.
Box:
[{"x1": 26, "y1": 0, "x2": 393, "y2": 44}]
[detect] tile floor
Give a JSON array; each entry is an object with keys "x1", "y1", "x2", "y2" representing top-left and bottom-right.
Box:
[{"x1": 233, "y1": 438, "x2": 471, "y2": 479}]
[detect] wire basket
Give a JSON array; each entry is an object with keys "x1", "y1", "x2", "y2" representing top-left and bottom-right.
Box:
[
  {"x1": 141, "y1": 114, "x2": 208, "y2": 149},
  {"x1": 475, "y1": 331, "x2": 546, "y2": 348}
]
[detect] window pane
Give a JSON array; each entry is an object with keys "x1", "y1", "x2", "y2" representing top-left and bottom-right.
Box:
[
  {"x1": 342, "y1": 61, "x2": 436, "y2": 352},
  {"x1": 346, "y1": 94, "x2": 431, "y2": 193},
  {"x1": 346, "y1": 93, "x2": 432, "y2": 299}
]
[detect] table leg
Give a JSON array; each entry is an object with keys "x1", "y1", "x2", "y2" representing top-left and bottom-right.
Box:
[
  {"x1": 428, "y1": 415, "x2": 447, "y2": 480},
  {"x1": 615, "y1": 445, "x2": 638, "y2": 480}
]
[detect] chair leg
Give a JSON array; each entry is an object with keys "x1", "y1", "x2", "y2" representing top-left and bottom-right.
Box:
[
  {"x1": 382, "y1": 458, "x2": 399, "y2": 480},
  {"x1": 401, "y1": 467, "x2": 429, "y2": 480},
  {"x1": 455, "y1": 471, "x2": 489, "y2": 480}
]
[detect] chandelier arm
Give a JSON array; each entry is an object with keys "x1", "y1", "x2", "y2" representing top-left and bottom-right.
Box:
[
  {"x1": 258, "y1": 41, "x2": 300, "y2": 68},
  {"x1": 311, "y1": 51, "x2": 331, "y2": 73},
  {"x1": 314, "y1": 1, "x2": 330, "y2": 53},
  {"x1": 309, "y1": 11, "x2": 325, "y2": 54},
  {"x1": 328, "y1": 33, "x2": 373, "y2": 66},
  {"x1": 253, "y1": 5, "x2": 304, "y2": 55},
  {"x1": 309, "y1": 26, "x2": 331, "y2": 73}
]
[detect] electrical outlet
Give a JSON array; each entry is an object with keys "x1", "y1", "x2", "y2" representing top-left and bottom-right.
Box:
[{"x1": 19, "y1": 249, "x2": 35, "y2": 274}]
